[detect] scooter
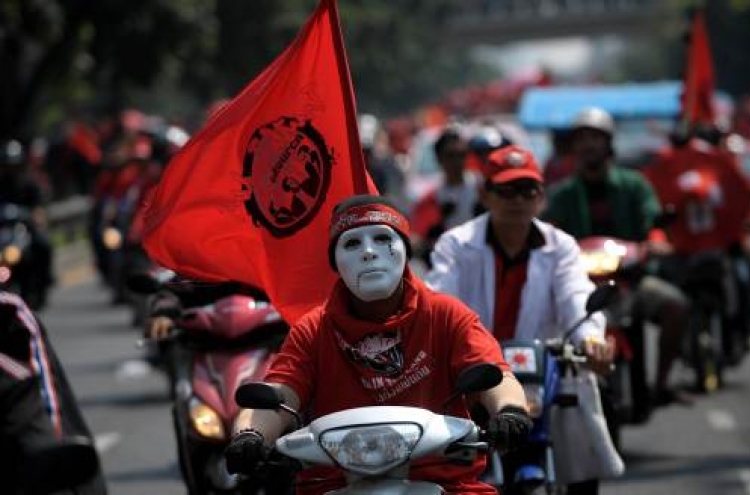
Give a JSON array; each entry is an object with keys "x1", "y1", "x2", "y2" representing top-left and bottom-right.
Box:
[
  {"x1": 1, "y1": 292, "x2": 104, "y2": 494},
  {"x1": 578, "y1": 236, "x2": 652, "y2": 428},
  {"x1": 129, "y1": 273, "x2": 292, "y2": 494},
  {"x1": 234, "y1": 362, "x2": 504, "y2": 494},
  {"x1": 96, "y1": 187, "x2": 141, "y2": 304},
  {"x1": 678, "y1": 251, "x2": 727, "y2": 393},
  {"x1": 489, "y1": 283, "x2": 620, "y2": 494},
  {"x1": 0, "y1": 203, "x2": 47, "y2": 309}
]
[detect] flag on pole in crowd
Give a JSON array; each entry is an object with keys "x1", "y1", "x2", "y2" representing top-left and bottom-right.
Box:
[
  {"x1": 680, "y1": 8, "x2": 715, "y2": 126},
  {"x1": 141, "y1": 0, "x2": 377, "y2": 324}
]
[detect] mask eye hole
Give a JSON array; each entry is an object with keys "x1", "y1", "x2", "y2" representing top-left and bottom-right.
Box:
[
  {"x1": 374, "y1": 234, "x2": 392, "y2": 243},
  {"x1": 343, "y1": 238, "x2": 361, "y2": 249}
]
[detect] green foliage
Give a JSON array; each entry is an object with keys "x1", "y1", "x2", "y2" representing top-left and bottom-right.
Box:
[
  {"x1": 210, "y1": 0, "x2": 494, "y2": 117},
  {"x1": 1, "y1": 0, "x2": 498, "y2": 138},
  {"x1": 339, "y1": 1, "x2": 496, "y2": 116}
]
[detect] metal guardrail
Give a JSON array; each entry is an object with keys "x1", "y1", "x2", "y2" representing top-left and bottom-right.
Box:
[
  {"x1": 47, "y1": 195, "x2": 92, "y2": 245},
  {"x1": 451, "y1": 0, "x2": 660, "y2": 19},
  {"x1": 446, "y1": 0, "x2": 671, "y2": 44}
]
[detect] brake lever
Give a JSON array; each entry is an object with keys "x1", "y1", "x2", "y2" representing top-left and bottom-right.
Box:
[{"x1": 446, "y1": 440, "x2": 489, "y2": 452}]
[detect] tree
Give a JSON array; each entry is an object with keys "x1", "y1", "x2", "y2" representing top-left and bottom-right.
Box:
[
  {"x1": 212, "y1": 1, "x2": 496, "y2": 117},
  {"x1": 1, "y1": 1, "x2": 496, "y2": 140},
  {"x1": 0, "y1": 0, "x2": 214, "y2": 140}
]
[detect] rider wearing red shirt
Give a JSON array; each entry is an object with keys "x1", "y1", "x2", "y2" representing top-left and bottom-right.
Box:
[
  {"x1": 643, "y1": 138, "x2": 750, "y2": 254},
  {"x1": 225, "y1": 195, "x2": 531, "y2": 494},
  {"x1": 410, "y1": 128, "x2": 483, "y2": 267}
]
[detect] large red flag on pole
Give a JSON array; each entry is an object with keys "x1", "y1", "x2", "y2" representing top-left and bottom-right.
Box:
[
  {"x1": 680, "y1": 8, "x2": 715, "y2": 126},
  {"x1": 141, "y1": 0, "x2": 377, "y2": 324}
]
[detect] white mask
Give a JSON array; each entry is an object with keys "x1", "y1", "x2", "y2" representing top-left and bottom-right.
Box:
[{"x1": 334, "y1": 224, "x2": 407, "y2": 302}]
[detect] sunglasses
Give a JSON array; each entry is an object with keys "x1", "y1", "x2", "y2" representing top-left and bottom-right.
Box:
[{"x1": 488, "y1": 182, "x2": 543, "y2": 200}]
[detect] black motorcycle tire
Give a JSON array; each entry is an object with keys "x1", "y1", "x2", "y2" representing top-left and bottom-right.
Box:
[
  {"x1": 172, "y1": 404, "x2": 207, "y2": 495},
  {"x1": 689, "y1": 308, "x2": 724, "y2": 393}
]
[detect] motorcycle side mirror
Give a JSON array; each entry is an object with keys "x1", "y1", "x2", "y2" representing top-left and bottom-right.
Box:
[
  {"x1": 235, "y1": 382, "x2": 284, "y2": 409},
  {"x1": 235, "y1": 382, "x2": 303, "y2": 428},
  {"x1": 125, "y1": 273, "x2": 161, "y2": 295},
  {"x1": 443, "y1": 363, "x2": 503, "y2": 412},
  {"x1": 653, "y1": 205, "x2": 678, "y2": 229},
  {"x1": 585, "y1": 281, "x2": 619, "y2": 315},
  {"x1": 561, "y1": 282, "x2": 620, "y2": 346}
]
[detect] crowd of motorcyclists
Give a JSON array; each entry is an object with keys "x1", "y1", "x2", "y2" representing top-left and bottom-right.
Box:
[{"x1": 3, "y1": 84, "x2": 750, "y2": 493}]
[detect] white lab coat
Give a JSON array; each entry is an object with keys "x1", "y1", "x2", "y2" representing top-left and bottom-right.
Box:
[{"x1": 426, "y1": 214, "x2": 604, "y2": 345}]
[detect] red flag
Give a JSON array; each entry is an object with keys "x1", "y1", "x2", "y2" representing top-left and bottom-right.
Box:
[
  {"x1": 141, "y1": 0, "x2": 377, "y2": 324},
  {"x1": 681, "y1": 9, "x2": 715, "y2": 125}
]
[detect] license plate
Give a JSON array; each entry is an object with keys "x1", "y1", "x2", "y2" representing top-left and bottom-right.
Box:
[{"x1": 504, "y1": 347, "x2": 538, "y2": 373}]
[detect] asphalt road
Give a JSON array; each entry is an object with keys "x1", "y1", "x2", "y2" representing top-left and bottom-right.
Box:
[{"x1": 36, "y1": 245, "x2": 750, "y2": 495}]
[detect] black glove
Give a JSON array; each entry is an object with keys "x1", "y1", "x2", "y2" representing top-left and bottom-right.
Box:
[
  {"x1": 224, "y1": 429, "x2": 268, "y2": 475},
  {"x1": 487, "y1": 405, "x2": 533, "y2": 454}
]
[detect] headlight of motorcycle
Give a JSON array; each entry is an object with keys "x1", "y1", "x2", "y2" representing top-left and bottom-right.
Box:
[
  {"x1": 189, "y1": 398, "x2": 226, "y2": 441},
  {"x1": 102, "y1": 227, "x2": 123, "y2": 250},
  {"x1": 522, "y1": 384, "x2": 545, "y2": 419},
  {"x1": 2, "y1": 245, "x2": 22, "y2": 266},
  {"x1": 320, "y1": 423, "x2": 421, "y2": 476},
  {"x1": 580, "y1": 251, "x2": 620, "y2": 277}
]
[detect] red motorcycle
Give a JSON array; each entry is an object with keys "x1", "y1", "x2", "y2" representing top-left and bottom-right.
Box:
[
  {"x1": 578, "y1": 237, "x2": 652, "y2": 437},
  {"x1": 130, "y1": 274, "x2": 292, "y2": 494}
]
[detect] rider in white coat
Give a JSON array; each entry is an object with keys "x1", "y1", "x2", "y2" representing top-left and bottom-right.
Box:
[
  {"x1": 427, "y1": 213, "x2": 604, "y2": 346},
  {"x1": 426, "y1": 144, "x2": 617, "y2": 495}
]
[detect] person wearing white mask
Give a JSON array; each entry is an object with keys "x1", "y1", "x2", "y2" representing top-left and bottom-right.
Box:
[{"x1": 225, "y1": 194, "x2": 530, "y2": 494}]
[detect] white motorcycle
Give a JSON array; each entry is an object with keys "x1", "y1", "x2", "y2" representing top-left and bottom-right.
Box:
[{"x1": 234, "y1": 363, "x2": 503, "y2": 494}]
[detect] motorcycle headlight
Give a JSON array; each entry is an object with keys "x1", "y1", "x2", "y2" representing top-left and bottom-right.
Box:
[
  {"x1": 320, "y1": 423, "x2": 421, "y2": 476},
  {"x1": 102, "y1": 227, "x2": 123, "y2": 250},
  {"x1": 522, "y1": 384, "x2": 545, "y2": 419},
  {"x1": 189, "y1": 398, "x2": 226, "y2": 440},
  {"x1": 2, "y1": 245, "x2": 22, "y2": 266},
  {"x1": 580, "y1": 251, "x2": 620, "y2": 277}
]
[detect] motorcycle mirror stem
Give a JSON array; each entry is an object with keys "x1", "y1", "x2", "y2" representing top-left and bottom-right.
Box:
[
  {"x1": 125, "y1": 273, "x2": 162, "y2": 295},
  {"x1": 560, "y1": 281, "x2": 619, "y2": 346},
  {"x1": 235, "y1": 382, "x2": 303, "y2": 428},
  {"x1": 442, "y1": 362, "x2": 504, "y2": 413}
]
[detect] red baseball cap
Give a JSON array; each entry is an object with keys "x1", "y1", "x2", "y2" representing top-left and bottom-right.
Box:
[{"x1": 483, "y1": 145, "x2": 543, "y2": 184}]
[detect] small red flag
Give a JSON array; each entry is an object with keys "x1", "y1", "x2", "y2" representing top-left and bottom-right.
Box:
[
  {"x1": 681, "y1": 9, "x2": 715, "y2": 126},
  {"x1": 141, "y1": 0, "x2": 377, "y2": 324}
]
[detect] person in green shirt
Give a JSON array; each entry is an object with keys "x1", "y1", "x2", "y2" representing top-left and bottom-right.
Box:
[{"x1": 544, "y1": 107, "x2": 691, "y2": 408}]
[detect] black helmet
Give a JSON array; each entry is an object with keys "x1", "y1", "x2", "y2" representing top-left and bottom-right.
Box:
[
  {"x1": 468, "y1": 126, "x2": 512, "y2": 155},
  {"x1": 0, "y1": 140, "x2": 25, "y2": 167}
]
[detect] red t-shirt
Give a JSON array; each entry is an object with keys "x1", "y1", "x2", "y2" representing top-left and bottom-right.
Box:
[{"x1": 265, "y1": 269, "x2": 508, "y2": 494}]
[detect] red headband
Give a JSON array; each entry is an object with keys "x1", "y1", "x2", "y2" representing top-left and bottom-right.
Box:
[{"x1": 329, "y1": 204, "x2": 411, "y2": 240}]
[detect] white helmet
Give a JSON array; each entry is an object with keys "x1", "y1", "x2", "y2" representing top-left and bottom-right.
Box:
[{"x1": 572, "y1": 107, "x2": 615, "y2": 136}]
